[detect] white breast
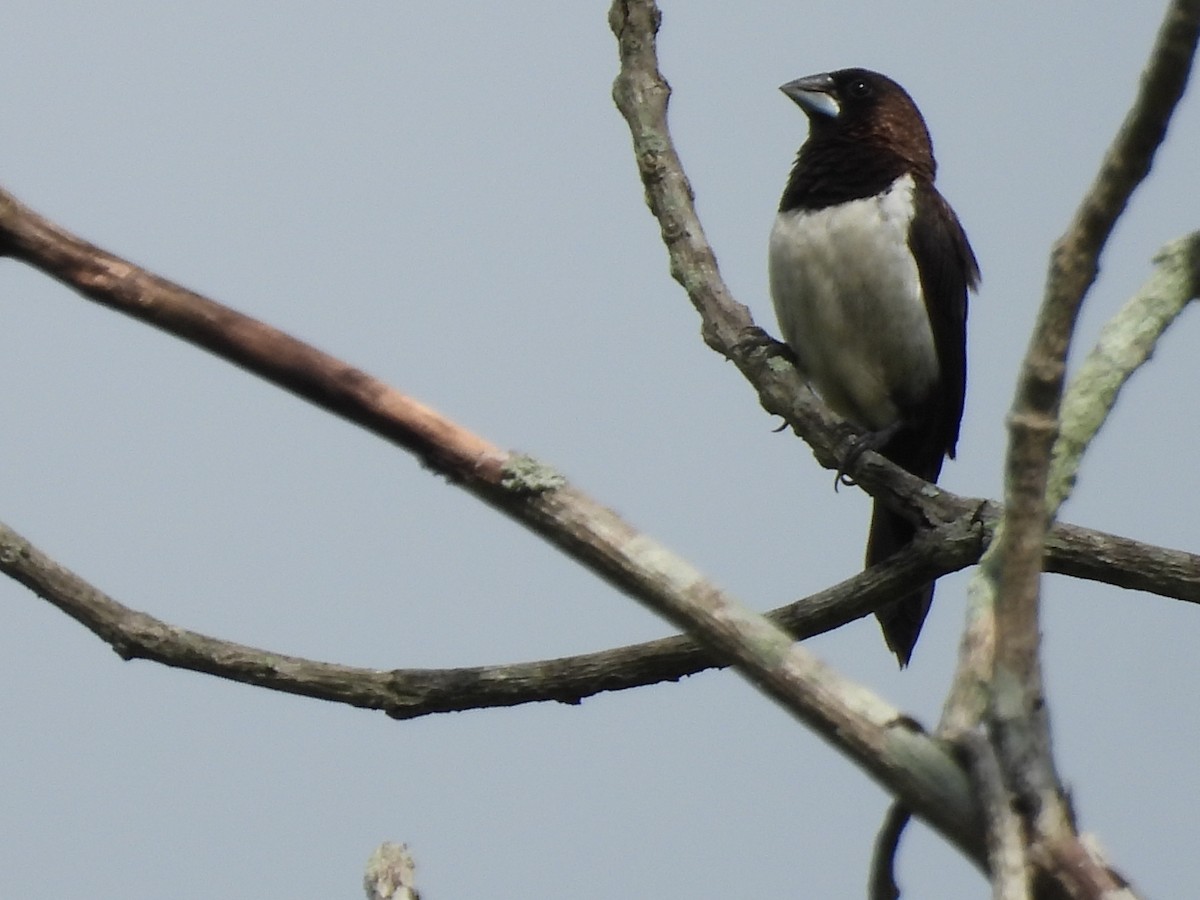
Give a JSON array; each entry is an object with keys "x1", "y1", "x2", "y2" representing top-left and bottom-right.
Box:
[{"x1": 768, "y1": 174, "x2": 938, "y2": 431}]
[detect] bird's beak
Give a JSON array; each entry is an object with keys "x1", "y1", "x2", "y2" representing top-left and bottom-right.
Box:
[{"x1": 780, "y1": 73, "x2": 839, "y2": 118}]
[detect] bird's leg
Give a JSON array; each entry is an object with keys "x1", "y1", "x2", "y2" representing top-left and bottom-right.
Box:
[{"x1": 834, "y1": 420, "x2": 903, "y2": 490}]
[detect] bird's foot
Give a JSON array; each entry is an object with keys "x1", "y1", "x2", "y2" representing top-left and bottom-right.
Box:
[
  {"x1": 834, "y1": 421, "x2": 902, "y2": 491},
  {"x1": 732, "y1": 326, "x2": 796, "y2": 367}
]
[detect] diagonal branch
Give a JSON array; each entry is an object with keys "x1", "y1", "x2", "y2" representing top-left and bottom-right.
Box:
[
  {"x1": 0, "y1": 190, "x2": 512, "y2": 487},
  {"x1": 607, "y1": 4, "x2": 848, "y2": 475},
  {"x1": 0, "y1": 180, "x2": 985, "y2": 856}
]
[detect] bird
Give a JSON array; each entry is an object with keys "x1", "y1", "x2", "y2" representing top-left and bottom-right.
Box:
[{"x1": 767, "y1": 68, "x2": 979, "y2": 666}]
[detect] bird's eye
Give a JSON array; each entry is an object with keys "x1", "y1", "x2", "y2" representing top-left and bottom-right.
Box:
[{"x1": 848, "y1": 79, "x2": 872, "y2": 98}]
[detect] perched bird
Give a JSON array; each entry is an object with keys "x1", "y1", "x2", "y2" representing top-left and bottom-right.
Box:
[{"x1": 768, "y1": 68, "x2": 979, "y2": 665}]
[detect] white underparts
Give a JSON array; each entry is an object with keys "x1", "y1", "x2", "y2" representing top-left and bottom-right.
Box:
[{"x1": 768, "y1": 173, "x2": 939, "y2": 431}]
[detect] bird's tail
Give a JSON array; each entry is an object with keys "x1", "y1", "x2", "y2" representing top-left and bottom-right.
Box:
[
  {"x1": 867, "y1": 502, "x2": 932, "y2": 666},
  {"x1": 867, "y1": 427, "x2": 946, "y2": 666}
]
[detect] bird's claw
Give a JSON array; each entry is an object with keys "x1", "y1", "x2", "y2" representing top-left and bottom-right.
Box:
[
  {"x1": 733, "y1": 327, "x2": 797, "y2": 367},
  {"x1": 834, "y1": 468, "x2": 859, "y2": 490},
  {"x1": 833, "y1": 423, "x2": 901, "y2": 492}
]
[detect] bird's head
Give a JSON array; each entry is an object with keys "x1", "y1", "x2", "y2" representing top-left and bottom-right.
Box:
[{"x1": 780, "y1": 68, "x2": 935, "y2": 179}]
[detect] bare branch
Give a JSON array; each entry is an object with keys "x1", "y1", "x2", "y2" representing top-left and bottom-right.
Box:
[
  {"x1": 607, "y1": 0, "x2": 847, "y2": 477},
  {"x1": 989, "y1": 1, "x2": 1199, "y2": 895},
  {"x1": 2, "y1": 486, "x2": 1195, "y2": 720},
  {"x1": 0, "y1": 512, "x2": 968, "y2": 710}
]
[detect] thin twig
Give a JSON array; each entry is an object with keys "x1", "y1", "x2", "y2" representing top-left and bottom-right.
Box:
[
  {"x1": 1, "y1": 492, "x2": 1196, "y2": 720},
  {"x1": 0, "y1": 516, "x2": 957, "y2": 716},
  {"x1": 867, "y1": 802, "x2": 911, "y2": 900},
  {"x1": 1049, "y1": 232, "x2": 1200, "y2": 511}
]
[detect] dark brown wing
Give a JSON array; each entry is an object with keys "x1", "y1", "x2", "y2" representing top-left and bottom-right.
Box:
[
  {"x1": 871, "y1": 182, "x2": 977, "y2": 665},
  {"x1": 908, "y1": 183, "x2": 978, "y2": 459}
]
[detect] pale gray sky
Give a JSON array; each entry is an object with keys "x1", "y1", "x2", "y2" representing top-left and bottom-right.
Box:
[{"x1": 2, "y1": 3, "x2": 1197, "y2": 897}]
